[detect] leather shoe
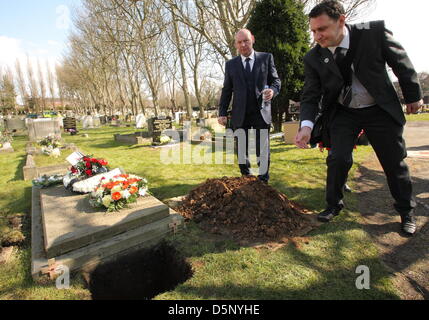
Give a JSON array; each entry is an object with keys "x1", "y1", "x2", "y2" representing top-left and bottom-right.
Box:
[
  {"x1": 317, "y1": 206, "x2": 343, "y2": 222},
  {"x1": 401, "y1": 215, "x2": 417, "y2": 235},
  {"x1": 343, "y1": 184, "x2": 352, "y2": 193}
]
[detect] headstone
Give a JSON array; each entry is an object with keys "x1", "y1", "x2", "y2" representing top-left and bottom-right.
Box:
[
  {"x1": 175, "y1": 112, "x2": 186, "y2": 125},
  {"x1": 5, "y1": 118, "x2": 26, "y2": 131},
  {"x1": 27, "y1": 118, "x2": 62, "y2": 142},
  {"x1": 100, "y1": 116, "x2": 107, "y2": 125},
  {"x1": 82, "y1": 115, "x2": 94, "y2": 129},
  {"x1": 93, "y1": 116, "x2": 101, "y2": 128},
  {"x1": 147, "y1": 117, "x2": 173, "y2": 144},
  {"x1": 63, "y1": 117, "x2": 77, "y2": 132},
  {"x1": 135, "y1": 113, "x2": 147, "y2": 129}
]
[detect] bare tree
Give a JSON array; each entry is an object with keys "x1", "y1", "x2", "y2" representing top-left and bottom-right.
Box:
[
  {"x1": 37, "y1": 59, "x2": 47, "y2": 112},
  {"x1": 15, "y1": 59, "x2": 29, "y2": 110},
  {"x1": 26, "y1": 55, "x2": 39, "y2": 112},
  {"x1": 46, "y1": 61, "x2": 56, "y2": 109}
]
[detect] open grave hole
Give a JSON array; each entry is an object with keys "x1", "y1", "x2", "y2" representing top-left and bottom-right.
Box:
[{"x1": 86, "y1": 241, "x2": 192, "y2": 300}]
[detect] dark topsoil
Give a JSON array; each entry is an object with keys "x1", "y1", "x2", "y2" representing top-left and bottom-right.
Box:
[{"x1": 176, "y1": 176, "x2": 315, "y2": 243}]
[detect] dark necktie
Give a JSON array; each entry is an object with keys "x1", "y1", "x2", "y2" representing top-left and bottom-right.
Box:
[
  {"x1": 245, "y1": 57, "x2": 251, "y2": 74},
  {"x1": 335, "y1": 47, "x2": 352, "y2": 107}
]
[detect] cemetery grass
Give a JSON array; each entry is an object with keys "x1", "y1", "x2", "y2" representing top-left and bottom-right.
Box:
[
  {"x1": 405, "y1": 113, "x2": 429, "y2": 121},
  {"x1": 0, "y1": 126, "x2": 399, "y2": 300}
]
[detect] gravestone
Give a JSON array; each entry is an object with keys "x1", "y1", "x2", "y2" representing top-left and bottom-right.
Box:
[
  {"x1": 31, "y1": 185, "x2": 183, "y2": 278},
  {"x1": 27, "y1": 118, "x2": 62, "y2": 142},
  {"x1": 93, "y1": 116, "x2": 101, "y2": 128},
  {"x1": 5, "y1": 118, "x2": 26, "y2": 132},
  {"x1": 148, "y1": 117, "x2": 173, "y2": 145},
  {"x1": 63, "y1": 117, "x2": 77, "y2": 133},
  {"x1": 136, "y1": 113, "x2": 147, "y2": 129},
  {"x1": 82, "y1": 115, "x2": 94, "y2": 129}
]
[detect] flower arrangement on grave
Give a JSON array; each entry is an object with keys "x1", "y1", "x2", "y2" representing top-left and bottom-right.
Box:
[
  {"x1": 63, "y1": 155, "x2": 109, "y2": 192},
  {"x1": 32, "y1": 174, "x2": 64, "y2": 188},
  {"x1": 159, "y1": 135, "x2": 172, "y2": 145},
  {"x1": 38, "y1": 134, "x2": 62, "y2": 157},
  {"x1": 88, "y1": 174, "x2": 148, "y2": 212}
]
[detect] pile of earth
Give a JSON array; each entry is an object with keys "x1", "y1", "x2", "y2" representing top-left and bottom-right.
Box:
[{"x1": 176, "y1": 176, "x2": 314, "y2": 242}]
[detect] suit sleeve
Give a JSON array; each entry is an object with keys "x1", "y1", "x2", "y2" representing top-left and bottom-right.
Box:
[
  {"x1": 382, "y1": 23, "x2": 422, "y2": 104},
  {"x1": 300, "y1": 55, "x2": 322, "y2": 123},
  {"x1": 218, "y1": 62, "x2": 233, "y2": 117},
  {"x1": 268, "y1": 53, "x2": 281, "y2": 97}
]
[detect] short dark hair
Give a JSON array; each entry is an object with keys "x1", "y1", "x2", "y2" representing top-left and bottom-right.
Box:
[{"x1": 309, "y1": 0, "x2": 345, "y2": 21}]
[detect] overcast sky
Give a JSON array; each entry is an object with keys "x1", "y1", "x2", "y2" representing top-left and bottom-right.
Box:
[{"x1": 0, "y1": 0, "x2": 428, "y2": 75}]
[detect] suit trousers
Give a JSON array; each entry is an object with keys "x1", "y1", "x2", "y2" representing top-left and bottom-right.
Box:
[
  {"x1": 234, "y1": 112, "x2": 271, "y2": 181},
  {"x1": 326, "y1": 105, "x2": 415, "y2": 217}
]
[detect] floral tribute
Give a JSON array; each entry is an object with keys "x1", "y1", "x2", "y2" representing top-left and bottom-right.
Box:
[
  {"x1": 38, "y1": 134, "x2": 62, "y2": 157},
  {"x1": 89, "y1": 174, "x2": 148, "y2": 212},
  {"x1": 70, "y1": 156, "x2": 109, "y2": 179},
  {"x1": 63, "y1": 154, "x2": 110, "y2": 192}
]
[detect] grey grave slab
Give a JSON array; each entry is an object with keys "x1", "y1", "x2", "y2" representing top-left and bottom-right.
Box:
[
  {"x1": 27, "y1": 118, "x2": 62, "y2": 141},
  {"x1": 31, "y1": 187, "x2": 182, "y2": 278},
  {"x1": 40, "y1": 186, "x2": 170, "y2": 258}
]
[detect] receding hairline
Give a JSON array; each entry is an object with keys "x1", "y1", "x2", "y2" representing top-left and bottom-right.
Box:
[{"x1": 235, "y1": 29, "x2": 253, "y2": 40}]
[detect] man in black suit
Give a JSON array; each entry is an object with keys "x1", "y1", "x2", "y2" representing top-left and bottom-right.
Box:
[
  {"x1": 295, "y1": 1, "x2": 422, "y2": 235},
  {"x1": 218, "y1": 29, "x2": 281, "y2": 182}
]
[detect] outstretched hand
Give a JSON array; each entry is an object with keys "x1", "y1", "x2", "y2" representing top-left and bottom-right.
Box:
[
  {"x1": 218, "y1": 116, "x2": 227, "y2": 126},
  {"x1": 295, "y1": 126, "x2": 312, "y2": 149}
]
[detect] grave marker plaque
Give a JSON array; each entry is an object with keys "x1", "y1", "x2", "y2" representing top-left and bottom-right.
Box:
[
  {"x1": 148, "y1": 117, "x2": 173, "y2": 144},
  {"x1": 63, "y1": 117, "x2": 77, "y2": 132}
]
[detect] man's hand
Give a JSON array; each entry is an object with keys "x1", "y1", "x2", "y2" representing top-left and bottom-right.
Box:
[
  {"x1": 406, "y1": 100, "x2": 423, "y2": 114},
  {"x1": 218, "y1": 116, "x2": 227, "y2": 126},
  {"x1": 295, "y1": 126, "x2": 312, "y2": 149},
  {"x1": 263, "y1": 88, "x2": 274, "y2": 101}
]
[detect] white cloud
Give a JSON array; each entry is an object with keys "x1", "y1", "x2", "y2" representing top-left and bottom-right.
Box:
[{"x1": 0, "y1": 36, "x2": 26, "y2": 68}]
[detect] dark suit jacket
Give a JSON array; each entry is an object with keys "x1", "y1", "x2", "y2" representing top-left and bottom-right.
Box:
[
  {"x1": 300, "y1": 21, "x2": 422, "y2": 126},
  {"x1": 219, "y1": 51, "x2": 281, "y2": 128}
]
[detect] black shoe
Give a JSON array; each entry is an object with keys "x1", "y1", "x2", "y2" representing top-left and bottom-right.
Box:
[
  {"x1": 257, "y1": 176, "x2": 269, "y2": 184},
  {"x1": 401, "y1": 216, "x2": 417, "y2": 235},
  {"x1": 343, "y1": 184, "x2": 352, "y2": 193},
  {"x1": 317, "y1": 206, "x2": 343, "y2": 222}
]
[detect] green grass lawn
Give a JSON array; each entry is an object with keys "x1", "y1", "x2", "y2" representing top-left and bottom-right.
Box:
[
  {"x1": 406, "y1": 112, "x2": 429, "y2": 121},
  {"x1": 0, "y1": 124, "x2": 407, "y2": 300}
]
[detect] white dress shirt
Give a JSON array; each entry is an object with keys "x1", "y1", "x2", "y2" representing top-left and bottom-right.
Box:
[
  {"x1": 241, "y1": 50, "x2": 255, "y2": 72},
  {"x1": 302, "y1": 26, "x2": 376, "y2": 130}
]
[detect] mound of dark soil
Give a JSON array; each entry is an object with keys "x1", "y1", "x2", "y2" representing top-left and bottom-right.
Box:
[
  {"x1": 176, "y1": 176, "x2": 313, "y2": 241},
  {"x1": 87, "y1": 241, "x2": 192, "y2": 300}
]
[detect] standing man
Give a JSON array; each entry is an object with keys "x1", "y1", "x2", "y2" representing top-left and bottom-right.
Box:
[
  {"x1": 295, "y1": 1, "x2": 422, "y2": 235},
  {"x1": 218, "y1": 29, "x2": 281, "y2": 182}
]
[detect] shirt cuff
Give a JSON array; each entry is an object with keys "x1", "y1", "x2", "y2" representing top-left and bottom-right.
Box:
[{"x1": 301, "y1": 120, "x2": 314, "y2": 130}]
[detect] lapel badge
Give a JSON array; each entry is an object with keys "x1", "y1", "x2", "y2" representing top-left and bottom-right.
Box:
[{"x1": 324, "y1": 58, "x2": 330, "y2": 63}]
